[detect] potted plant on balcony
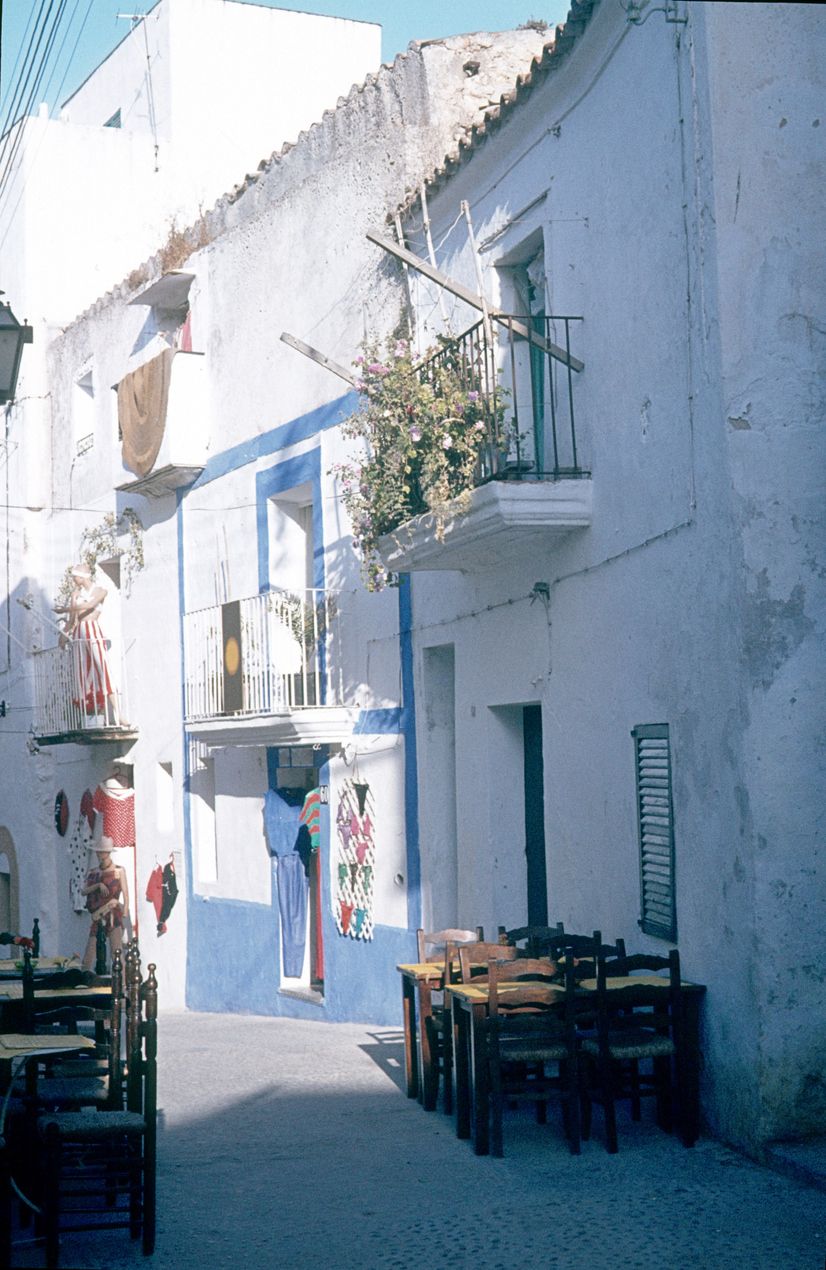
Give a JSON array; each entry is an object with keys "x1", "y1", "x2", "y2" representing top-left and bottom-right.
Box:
[{"x1": 332, "y1": 337, "x2": 505, "y2": 590}]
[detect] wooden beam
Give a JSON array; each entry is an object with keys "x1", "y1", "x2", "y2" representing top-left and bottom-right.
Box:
[
  {"x1": 366, "y1": 230, "x2": 584, "y2": 372},
  {"x1": 280, "y1": 332, "x2": 359, "y2": 387}
]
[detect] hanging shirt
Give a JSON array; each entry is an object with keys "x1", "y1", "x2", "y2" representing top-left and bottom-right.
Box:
[
  {"x1": 68, "y1": 812, "x2": 93, "y2": 913},
  {"x1": 92, "y1": 783, "x2": 136, "y2": 847},
  {"x1": 263, "y1": 789, "x2": 301, "y2": 858},
  {"x1": 299, "y1": 788, "x2": 322, "y2": 848}
]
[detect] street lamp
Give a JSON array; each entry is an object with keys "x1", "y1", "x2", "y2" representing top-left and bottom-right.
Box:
[{"x1": 0, "y1": 299, "x2": 33, "y2": 404}]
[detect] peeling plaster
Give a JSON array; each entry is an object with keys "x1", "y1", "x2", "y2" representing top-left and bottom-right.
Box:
[{"x1": 742, "y1": 571, "x2": 814, "y2": 691}]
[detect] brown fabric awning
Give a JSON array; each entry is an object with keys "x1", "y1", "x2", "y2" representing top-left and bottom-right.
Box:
[{"x1": 117, "y1": 348, "x2": 175, "y2": 477}]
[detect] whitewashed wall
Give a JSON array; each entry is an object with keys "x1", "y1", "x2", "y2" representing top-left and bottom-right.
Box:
[{"x1": 401, "y1": 0, "x2": 825, "y2": 1149}]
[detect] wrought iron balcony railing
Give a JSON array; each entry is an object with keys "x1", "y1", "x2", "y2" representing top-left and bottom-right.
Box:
[
  {"x1": 184, "y1": 587, "x2": 342, "y2": 723},
  {"x1": 419, "y1": 314, "x2": 585, "y2": 482},
  {"x1": 33, "y1": 637, "x2": 133, "y2": 740}
]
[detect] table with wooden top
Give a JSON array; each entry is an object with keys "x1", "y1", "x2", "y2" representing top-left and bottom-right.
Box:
[
  {"x1": 396, "y1": 962, "x2": 446, "y2": 1100},
  {"x1": 0, "y1": 1032, "x2": 96, "y2": 1267},
  {"x1": 450, "y1": 974, "x2": 706, "y2": 1155}
]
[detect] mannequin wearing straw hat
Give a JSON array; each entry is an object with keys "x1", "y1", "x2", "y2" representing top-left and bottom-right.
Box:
[
  {"x1": 54, "y1": 562, "x2": 122, "y2": 726},
  {"x1": 80, "y1": 837, "x2": 129, "y2": 969}
]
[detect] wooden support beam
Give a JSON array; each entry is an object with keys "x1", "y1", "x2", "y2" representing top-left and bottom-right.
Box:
[
  {"x1": 280, "y1": 332, "x2": 359, "y2": 387},
  {"x1": 366, "y1": 230, "x2": 584, "y2": 372}
]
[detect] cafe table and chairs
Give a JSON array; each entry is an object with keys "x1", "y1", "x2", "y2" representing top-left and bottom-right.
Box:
[
  {"x1": 449, "y1": 957, "x2": 568, "y2": 1155},
  {"x1": 396, "y1": 928, "x2": 483, "y2": 1104}
]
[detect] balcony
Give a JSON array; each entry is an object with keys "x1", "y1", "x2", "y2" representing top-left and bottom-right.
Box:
[
  {"x1": 378, "y1": 316, "x2": 592, "y2": 573},
  {"x1": 116, "y1": 350, "x2": 208, "y2": 497},
  {"x1": 184, "y1": 588, "x2": 355, "y2": 747},
  {"x1": 33, "y1": 637, "x2": 137, "y2": 745}
]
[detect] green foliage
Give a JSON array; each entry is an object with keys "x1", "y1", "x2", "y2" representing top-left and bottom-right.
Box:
[
  {"x1": 332, "y1": 338, "x2": 504, "y2": 590},
  {"x1": 55, "y1": 508, "x2": 145, "y2": 605}
]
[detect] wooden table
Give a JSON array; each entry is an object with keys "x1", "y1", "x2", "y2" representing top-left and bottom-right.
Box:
[
  {"x1": 0, "y1": 1033, "x2": 96, "y2": 1267},
  {"x1": 0, "y1": 981, "x2": 112, "y2": 1032},
  {"x1": 0, "y1": 957, "x2": 82, "y2": 977},
  {"x1": 450, "y1": 975, "x2": 706, "y2": 1155},
  {"x1": 396, "y1": 962, "x2": 445, "y2": 1100}
]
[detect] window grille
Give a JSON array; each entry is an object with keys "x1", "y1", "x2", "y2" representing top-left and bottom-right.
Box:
[{"x1": 632, "y1": 724, "x2": 676, "y2": 940}]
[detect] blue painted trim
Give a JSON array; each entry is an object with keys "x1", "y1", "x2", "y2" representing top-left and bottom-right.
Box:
[
  {"x1": 191, "y1": 894, "x2": 271, "y2": 913},
  {"x1": 255, "y1": 450, "x2": 323, "y2": 594},
  {"x1": 193, "y1": 391, "x2": 357, "y2": 489},
  {"x1": 354, "y1": 707, "x2": 404, "y2": 734},
  {"x1": 398, "y1": 575, "x2": 421, "y2": 930}
]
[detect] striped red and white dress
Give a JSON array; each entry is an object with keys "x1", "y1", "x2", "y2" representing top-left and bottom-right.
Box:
[{"x1": 72, "y1": 616, "x2": 113, "y2": 713}]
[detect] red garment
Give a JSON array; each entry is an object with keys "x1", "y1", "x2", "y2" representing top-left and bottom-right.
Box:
[
  {"x1": 145, "y1": 863, "x2": 162, "y2": 924},
  {"x1": 92, "y1": 783, "x2": 136, "y2": 847}
]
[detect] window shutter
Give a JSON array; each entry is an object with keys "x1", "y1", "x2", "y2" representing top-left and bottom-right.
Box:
[{"x1": 632, "y1": 724, "x2": 676, "y2": 941}]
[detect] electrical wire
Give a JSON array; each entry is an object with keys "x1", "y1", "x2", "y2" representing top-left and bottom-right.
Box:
[{"x1": 0, "y1": 0, "x2": 68, "y2": 205}]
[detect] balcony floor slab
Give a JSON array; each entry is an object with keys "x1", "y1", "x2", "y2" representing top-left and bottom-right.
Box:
[
  {"x1": 377, "y1": 477, "x2": 592, "y2": 573},
  {"x1": 186, "y1": 707, "x2": 358, "y2": 748}
]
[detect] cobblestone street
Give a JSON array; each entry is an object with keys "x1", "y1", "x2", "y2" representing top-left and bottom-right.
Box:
[{"x1": 15, "y1": 1011, "x2": 826, "y2": 1269}]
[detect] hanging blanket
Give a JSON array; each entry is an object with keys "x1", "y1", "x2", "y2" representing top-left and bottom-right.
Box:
[{"x1": 117, "y1": 347, "x2": 174, "y2": 477}]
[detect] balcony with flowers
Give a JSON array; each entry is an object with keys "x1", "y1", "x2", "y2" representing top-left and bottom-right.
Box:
[{"x1": 334, "y1": 319, "x2": 591, "y2": 583}]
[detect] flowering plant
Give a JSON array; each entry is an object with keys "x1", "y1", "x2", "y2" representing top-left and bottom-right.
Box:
[{"x1": 333, "y1": 337, "x2": 504, "y2": 589}]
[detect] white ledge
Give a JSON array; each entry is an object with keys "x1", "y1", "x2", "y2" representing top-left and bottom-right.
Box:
[
  {"x1": 185, "y1": 707, "x2": 358, "y2": 748},
  {"x1": 377, "y1": 478, "x2": 592, "y2": 573}
]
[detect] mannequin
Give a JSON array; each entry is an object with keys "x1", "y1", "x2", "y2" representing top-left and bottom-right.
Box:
[
  {"x1": 54, "y1": 563, "x2": 122, "y2": 726},
  {"x1": 81, "y1": 837, "x2": 129, "y2": 969}
]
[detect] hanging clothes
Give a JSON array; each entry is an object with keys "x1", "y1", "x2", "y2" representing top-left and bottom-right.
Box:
[
  {"x1": 159, "y1": 859, "x2": 178, "y2": 929},
  {"x1": 263, "y1": 788, "x2": 301, "y2": 857},
  {"x1": 276, "y1": 853, "x2": 307, "y2": 977},
  {"x1": 92, "y1": 782, "x2": 136, "y2": 847},
  {"x1": 67, "y1": 810, "x2": 94, "y2": 913},
  {"x1": 298, "y1": 787, "x2": 322, "y2": 847},
  {"x1": 146, "y1": 864, "x2": 164, "y2": 933}
]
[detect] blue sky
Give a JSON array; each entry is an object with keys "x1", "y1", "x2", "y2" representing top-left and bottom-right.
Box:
[{"x1": 1, "y1": 1, "x2": 570, "y2": 121}]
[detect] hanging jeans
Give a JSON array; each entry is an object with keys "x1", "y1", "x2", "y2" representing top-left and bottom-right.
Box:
[{"x1": 276, "y1": 852, "x2": 307, "y2": 978}]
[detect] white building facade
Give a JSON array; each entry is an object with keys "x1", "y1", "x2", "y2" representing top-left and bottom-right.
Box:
[{"x1": 384, "y1": 0, "x2": 825, "y2": 1151}]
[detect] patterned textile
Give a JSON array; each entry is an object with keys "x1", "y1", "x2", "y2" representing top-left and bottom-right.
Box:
[
  {"x1": 72, "y1": 616, "x2": 113, "y2": 713},
  {"x1": 299, "y1": 788, "x2": 322, "y2": 848},
  {"x1": 92, "y1": 783, "x2": 136, "y2": 847},
  {"x1": 67, "y1": 812, "x2": 93, "y2": 912},
  {"x1": 334, "y1": 780, "x2": 375, "y2": 941}
]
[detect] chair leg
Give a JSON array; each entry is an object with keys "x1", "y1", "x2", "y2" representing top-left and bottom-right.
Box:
[
  {"x1": 43, "y1": 1124, "x2": 62, "y2": 1269},
  {"x1": 654, "y1": 1055, "x2": 673, "y2": 1133},
  {"x1": 629, "y1": 1060, "x2": 642, "y2": 1120},
  {"x1": 597, "y1": 1055, "x2": 619, "y2": 1154},
  {"x1": 563, "y1": 1058, "x2": 582, "y2": 1156},
  {"x1": 422, "y1": 1017, "x2": 438, "y2": 1111},
  {"x1": 581, "y1": 1057, "x2": 593, "y2": 1141},
  {"x1": 442, "y1": 1025, "x2": 453, "y2": 1116}
]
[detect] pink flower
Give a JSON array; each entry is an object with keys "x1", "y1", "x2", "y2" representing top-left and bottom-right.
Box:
[
  {"x1": 474, "y1": 421, "x2": 486, "y2": 433},
  {"x1": 467, "y1": 390, "x2": 479, "y2": 402},
  {"x1": 368, "y1": 362, "x2": 389, "y2": 375},
  {"x1": 354, "y1": 355, "x2": 365, "y2": 365},
  {"x1": 442, "y1": 435, "x2": 453, "y2": 449},
  {"x1": 409, "y1": 426, "x2": 422, "y2": 442}
]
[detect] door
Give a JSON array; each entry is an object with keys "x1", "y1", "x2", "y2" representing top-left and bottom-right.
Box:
[{"x1": 522, "y1": 704, "x2": 548, "y2": 925}]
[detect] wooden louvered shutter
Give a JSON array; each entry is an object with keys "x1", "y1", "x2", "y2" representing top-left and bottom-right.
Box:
[{"x1": 632, "y1": 724, "x2": 676, "y2": 940}]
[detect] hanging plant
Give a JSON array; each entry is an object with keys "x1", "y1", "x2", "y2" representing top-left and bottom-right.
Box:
[
  {"x1": 331, "y1": 336, "x2": 508, "y2": 590},
  {"x1": 55, "y1": 507, "x2": 145, "y2": 605}
]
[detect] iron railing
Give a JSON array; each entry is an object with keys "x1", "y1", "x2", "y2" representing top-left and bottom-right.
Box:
[
  {"x1": 33, "y1": 637, "x2": 131, "y2": 736},
  {"x1": 183, "y1": 587, "x2": 342, "y2": 722},
  {"x1": 419, "y1": 314, "x2": 584, "y2": 481}
]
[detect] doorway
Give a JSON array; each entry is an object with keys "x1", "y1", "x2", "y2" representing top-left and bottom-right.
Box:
[{"x1": 522, "y1": 704, "x2": 548, "y2": 926}]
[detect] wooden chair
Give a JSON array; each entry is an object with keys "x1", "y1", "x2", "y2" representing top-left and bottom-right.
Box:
[
  {"x1": 497, "y1": 923, "x2": 564, "y2": 955},
  {"x1": 33, "y1": 951, "x2": 125, "y2": 1111},
  {"x1": 457, "y1": 941, "x2": 518, "y2": 983},
  {"x1": 416, "y1": 927, "x2": 483, "y2": 962},
  {"x1": 36, "y1": 963, "x2": 158, "y2": 1266},
  {"x1": 415, "y1": 928, "x2": 482, "y2": 1113},
  {"x1": 580, "y1": 949, "x2": 683, "y2": 1153},
  {"x1": 485, "y1": 956, "x2": 585, "y2": 1157}
]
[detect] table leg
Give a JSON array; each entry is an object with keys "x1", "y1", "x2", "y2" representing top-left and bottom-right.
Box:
[
  {"x1": 418, "y1": 980, "x2": 434, "y2": 1108},
  {"x1": 470, "y1": 1003, "x2": 490, "y2": 1155},
  {"x1": 453, "y1": 996, "x2": 471, "y2": 1139},
  {"x1": 678, "y1": 993, "x2": 702, "y2": 1146},
  {"x1": 401, "y1": 975, "x2": 419, "y2": 1099}
]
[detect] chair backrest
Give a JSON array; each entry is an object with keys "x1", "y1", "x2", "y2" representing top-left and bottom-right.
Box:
[
  {"x1": 594, "y1": 948, "x2": 681, "y2": 1038},
  {"x1": 497, "y1": 923, "x2": 564, "y2": 955},
  {"x1": 416, "y1": 927, "x2": 483, "y2": 962},
  {"x1": 125, "y1": 939, "x2": 144, "y2": 1112},
  {"x1": 457, "y1": 942, "x2": 518, "y2": 983},
  {"x1": 487, "y1": 957, "x2": 560, "y2": 1017}
]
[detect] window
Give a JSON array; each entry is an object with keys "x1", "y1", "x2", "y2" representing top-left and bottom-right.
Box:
[
  {"x1": 632, "y1": 724, "x2": 676, "y2": 941},
  {"x1": 104, "y1": 109, "x2": 122, "y2": 129},
  {"x1": 73, "y1": 369, "x2": 95, "y2": 455}
]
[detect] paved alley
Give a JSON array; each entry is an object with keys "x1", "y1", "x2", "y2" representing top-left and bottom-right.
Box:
[{"x1": 15, "y1": 1010, "x2": 826, "y2": 1269}]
